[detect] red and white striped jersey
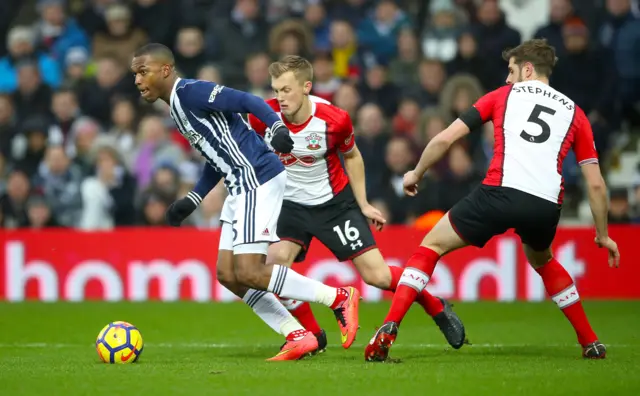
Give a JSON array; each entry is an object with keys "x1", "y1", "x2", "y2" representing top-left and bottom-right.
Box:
[
  {"x1": 474, "y1": 80, "x2": 598, "y2": 204},
  {"x1": 248, "y1": 95, "x2": 355, "y2": 206}
]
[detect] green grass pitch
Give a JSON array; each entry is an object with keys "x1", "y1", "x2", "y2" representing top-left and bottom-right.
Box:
[{"x1": 1, "y1": 301, "x2": 639, "y2": 395}]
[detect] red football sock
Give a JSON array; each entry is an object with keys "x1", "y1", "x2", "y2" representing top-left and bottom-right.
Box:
[
  {"x1": 280, "y1": 299, "x2": 322, "y2": 335},
  {"x1": 384, "y1": 246, "x2": 440, "y2": 325},
  {"x1": 388, "y1": 266, "x2": 444, "y2": 316},
  {"x1": 536, "y1": 258, "x2": 598, "y2": 346}
]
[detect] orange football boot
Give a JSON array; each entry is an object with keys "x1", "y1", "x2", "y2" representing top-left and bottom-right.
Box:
[
  {"x1": 267, "y1": 330, "x2": 319, "y2": 361},
  {"x1": 332, "y1": 287, "x2": 361, "y2": 349}
]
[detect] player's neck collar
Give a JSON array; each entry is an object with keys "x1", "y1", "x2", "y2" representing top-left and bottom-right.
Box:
[{"x1": 169, "y1": 77, "x2": 182, "y2": 108}]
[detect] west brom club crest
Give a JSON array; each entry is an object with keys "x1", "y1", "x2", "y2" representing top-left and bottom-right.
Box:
[{"x1": 306, "y1": 133, "x2": 323, "y2": 150}]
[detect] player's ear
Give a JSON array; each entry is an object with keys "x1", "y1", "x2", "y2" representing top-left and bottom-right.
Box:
[{"x1": 303, "y1": 81, "x2": 312, "y2": 95}]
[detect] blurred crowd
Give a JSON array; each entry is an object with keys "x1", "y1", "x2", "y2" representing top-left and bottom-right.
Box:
[{"x1": 1, "y1": 0, "x2": 639, "y2": 230}]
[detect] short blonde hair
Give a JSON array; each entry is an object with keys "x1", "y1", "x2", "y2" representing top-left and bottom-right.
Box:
[{"x1": 268, "y1": 55, "x2": 313, "y2": 83}]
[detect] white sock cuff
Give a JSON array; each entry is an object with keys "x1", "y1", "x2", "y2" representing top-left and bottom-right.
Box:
[
  {"x1": 551, "y1": 284, "x2": 580, "y2": 309},
  {"x1": 398, "y1": 267, "x2": 430, "y2": 292},
  {"x1": 243, "y1": 289, "x2": 267, "y2": 308},
  {"x1": 268, "y1": 265, "x2": 289, "y2": 295}
]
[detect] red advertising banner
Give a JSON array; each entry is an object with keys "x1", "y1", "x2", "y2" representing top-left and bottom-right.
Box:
[{"x1": 0, "y1": 226, "x2": 636, "y2": 302}]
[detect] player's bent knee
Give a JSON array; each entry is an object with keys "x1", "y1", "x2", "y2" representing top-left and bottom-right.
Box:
[
  {"x1": 233, "y1": 251, "x2": 268, "y2": 289},
  {"x1": 524, "y1": 244, "x2": 553, "y2": 269},
  {"x1": 216, "y1": 265, "x2": 237, "y2": 287}
]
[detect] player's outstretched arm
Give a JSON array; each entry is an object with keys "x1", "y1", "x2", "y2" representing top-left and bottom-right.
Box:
[
  {"x1": 416, "y1": 119, "x2": 470, "y2": 177},
  {"x1": 186, "y1": 81, "x2": 293, "y2": 153},
  {"x1": 165, "y1": 163, "x2": 222, "y2": 227}
]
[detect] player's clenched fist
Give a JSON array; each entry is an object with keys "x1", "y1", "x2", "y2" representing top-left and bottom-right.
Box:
[
  {"x1": 403, "y1": 170, "x2": 420, "y2": 197},
  {"x1": 165, "y1": 192, "x2": 201, "y2": 226},
  {"x1": 271, "y1": 122, "x2": 294, "y2": 153}
]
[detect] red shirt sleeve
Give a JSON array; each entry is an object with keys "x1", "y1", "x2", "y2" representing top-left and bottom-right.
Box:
[
  {"x1": 337, "y1": 110, "x2": 355, "y2": 153},
  {"x1": 248, "y1": 113, "x2": 267, "y2": 137},
  {"x1": 572, "y1": 107, "x2": 599, "y2": 166},
  {"x1": 473, "y1": 85, "x2": 512, "y2": 122}
]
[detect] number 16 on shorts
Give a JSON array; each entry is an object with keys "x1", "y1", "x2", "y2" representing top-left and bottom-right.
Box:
[{"x1": 333, "y1": 220, "x2": 363, "y2": 251}]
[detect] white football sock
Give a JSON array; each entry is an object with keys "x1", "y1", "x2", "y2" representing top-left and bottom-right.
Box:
[
  {"x1": 267, "y1": 265, "x2": 337, "y2": 307},
  {"x1": 242, "y1": 289, "x2": 304, "y2": 336}
]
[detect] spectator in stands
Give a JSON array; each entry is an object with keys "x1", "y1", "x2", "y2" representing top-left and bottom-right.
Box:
[
  {"x1": 355, "y1": 103, "x2": 389, "y2": 196},
  {"x1": 48, "y1": 88, "x2": 82, "y2": 147},
  {"x1": 533, "y1": 0, "x2": 573, "y2": 56},
  {"x1": 78, "y1": 56, "x2": 137, "y2": 126},
  {"x1": 435, "y1": 142, "x2": 482, "y2": 211},
  {"x1": 12, "y1": 117, "x2": 49, "y2": 177},
  {"x1": 68, "y1": 116, "x2": 101, "y2": 176},
  {"x1": 146, "y1": 164, "x2": 180, "y2": 202},
  {"x1": 26, "y1": 193, "x2": 58, "y2": 228},
  {"x1": 205, "y1": 0, "x2": 269, "y2": 86},
  {"x1": 269, "y1": 20, "x2": 314, "y2": 59},
  {"x1": 333, "y1": 83, "x2": 361, "y2": 120},
  {"x1": 410, "y1": 59, "x2": 446, "y2": 107},
  {"x1": 445, "y1": 30, "x2": 491, "y2": 91},
  {"x1": 197, "y1": 64, "x2": 223, "y2": 83},
  {"x1": 357, "y1": 0, "x2": 411, "y2": 65},
  {"x1": 76, "y1": 0, "x2": 116, "y2": 37},
  {"x1": 421, "y1": 0, "x2": 462, "y2": 63},
  {"x1": 391, "y1": 97, "x2": 421, "y2": 140},
  {"x1": 99, "y1": 97, "x2": 138, "y2": 169},
  {"x1": 357, "y1": 64, "x2": 399, "y2": 116},
  {"x1": 376, "y1": 135, "x2": 417, "y2": 224},
  {"x1": 132, "y1": 0, "x2": 178, "y2": 46},
  {"x1": 439, "y1": 74, "x2": 484, "y2": 148},
  {"x1": 0, "y1": 168, "x2": 31, "y2": 228},
  {"x1": 418, "y1": 107, "x2": 451, "y2": 148},
  {"x1": 608, "y1": 187, "x2": 631, "y2": 224},
  {"x1": 133, "y1": 115, "x2": 184, "y2": 189},
  {"x1": 174, "y1": 27, "x2": 206, "y2": 79},
  {"x1": 137, "y1": 189, "x2": 172, "y2": 226},
  {"x1": 79, "y1": 144, "x2": 136, "y2": 230},
  {"x1": 329, "y1": 20, "x2": 362, "y2": 81},
  {"x1": 304, "y1": 2, "x2": 332, "y2": 52},
  {"x1": 388, "y1": 28, "x2": 420, "y2": 90},
  {"x1": 34, "y1": 0, "x2": 90, "y2": 71},
  {"x1": 329, "y1": 0, "x2": 373, "y2": 27},
  {"x1": 62, "y1": 46, "x2": 90, "y2": 90},
  {"x1": 311, "y1": 52, "x2": 341, "y2": 103},
  {"x1": 93, "y1": 3, "x2": 148, "y2": 68},
  {"x1": 33, "y1": 145, "x2": 83, "y2": 227},
  {"x1": 0, "y1": 95, "x2": 17, "y2": 160},
  {"x1": 552, "y1": 17, "x2": 617, "y2": 153},
  {"x1": 0, "y1": 26, "x2": 61, "y2": 93},
  {"x1": 244, "y1": 52, "x2": 272, "y2": 100},
  {"x1": 416, "y1": 107, "x2": 451, "y2": 177},
  {"x1": 599, "y1": 0, "x2": 640, "y2": 126},
  {"x1": 471, "y1": 0, "x2": 521, "y2": 90},
  {"x1": 14, "y1": 60, "x2": 55, "y2": 123}
]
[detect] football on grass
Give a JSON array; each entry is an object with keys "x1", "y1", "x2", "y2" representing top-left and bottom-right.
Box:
[{"x1": 96, "y1": 321, "x2": 144, "y2": 364}]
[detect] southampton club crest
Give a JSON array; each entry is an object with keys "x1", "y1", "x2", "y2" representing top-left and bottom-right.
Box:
[{"x1": 306, "y1": 133, "x2": 323, "y2": 150}]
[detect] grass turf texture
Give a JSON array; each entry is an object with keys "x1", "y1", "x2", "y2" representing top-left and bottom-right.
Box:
[{"x1": 1, "y1": 301, "x2": 639, "y2": 396}]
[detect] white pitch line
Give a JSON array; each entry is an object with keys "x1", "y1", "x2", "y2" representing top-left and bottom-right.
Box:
[{"x1": 0, "y1": 343, "x2": 634, "y2": 348}]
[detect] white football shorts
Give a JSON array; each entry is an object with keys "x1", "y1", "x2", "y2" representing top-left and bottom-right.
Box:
[{"x1": 219, "y1": 170, "x2": 286, "y2": 255}]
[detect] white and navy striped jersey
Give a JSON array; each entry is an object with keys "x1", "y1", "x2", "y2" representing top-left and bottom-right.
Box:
[{"x1": 169, "y1": 78, "x2": 285, "y2": 195}]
